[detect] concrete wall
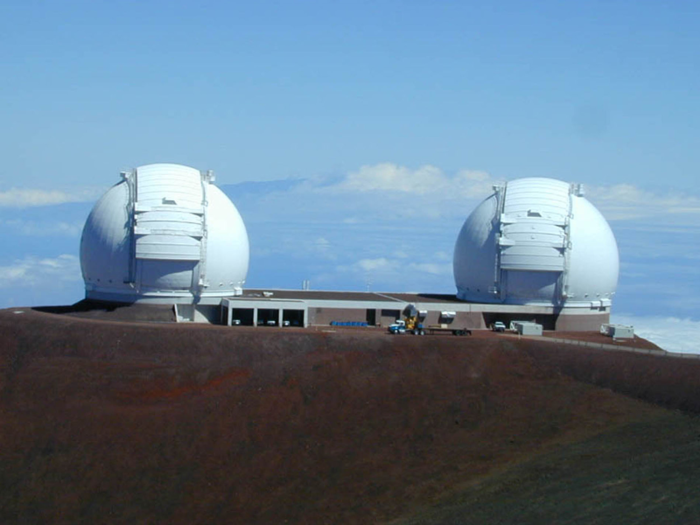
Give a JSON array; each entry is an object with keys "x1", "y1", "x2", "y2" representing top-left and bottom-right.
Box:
[
  {"x1": 555, "y1": 312, "x2": 610, "y2": 332},
  {"x1": 310, "y1": 307, "x2": 373, "y2": 326},
  {"x1": 379, "y1": 309, "x2": 402, "y2": 327},
  {"x1": 307, "y1": 308, "x2": 486, "y2": 329},
  {"x1": 194, "y1": 305, "x2": 222, "y2": 324},
  {"x1": 219, "y1": 295, "x2": 611, "y2": 332}
]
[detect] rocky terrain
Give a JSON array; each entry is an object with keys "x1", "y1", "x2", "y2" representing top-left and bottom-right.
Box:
[{"x1": 1, "y1": 307, "x2": 699, "y2": 524}]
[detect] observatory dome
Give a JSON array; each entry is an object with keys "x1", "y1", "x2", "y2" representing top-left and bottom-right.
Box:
[
  {"x1": 80, "y1": 163, "x2": 249, "y2": 303},
  {"x1": 453, "y1": 177, "x2": 618, "y2": 307}
]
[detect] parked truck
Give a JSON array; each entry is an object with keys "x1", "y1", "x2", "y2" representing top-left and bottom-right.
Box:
[
  {"x1": 426, "y1": 324, "x2": 472, "y2": 336},
  {"x1": 387, "y1": 319, "x2": 425, "y2": 335},
  {"x1": 388, "y1": 319, "x2": 471, "y2": 336}
]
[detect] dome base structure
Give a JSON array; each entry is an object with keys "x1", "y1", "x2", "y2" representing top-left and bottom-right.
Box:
[{"x1": 80, "y1": 164, "x2": 249, "y2": 304}]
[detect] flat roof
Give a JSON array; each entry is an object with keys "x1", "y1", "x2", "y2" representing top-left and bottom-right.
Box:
[
  {"x1": 244, "y1": 289, "x2": 463, "y2": 304},
  {"x1": 236, "y1": 289, "x2": 610, "y2": 317}
]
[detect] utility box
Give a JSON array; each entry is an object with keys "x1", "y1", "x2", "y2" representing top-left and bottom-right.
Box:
[
  {"x1": 601, "y1": 324, "x2": 634, "y2": 339},
  {"x1": 512, "y1": 321, "x2": 543, "y2": 336}
]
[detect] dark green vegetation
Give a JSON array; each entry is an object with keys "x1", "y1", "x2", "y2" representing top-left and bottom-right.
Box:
[{"x1": 1, "y1": 308, "x2": 699, "y2": 524}]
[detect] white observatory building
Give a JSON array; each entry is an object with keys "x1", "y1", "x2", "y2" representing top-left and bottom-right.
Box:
[
  {"x1": 78, "y1": 168, "x2": 617, "y2": 331},
  {"x1": 453, "y1": 177, "x2": 619, "y2": 328},
  {"x1": 80, "y1": 163, "x2": 249, "y2": 315},
  {"x1": 215, "y1": 176, "x2": 619, "y2": 332}
]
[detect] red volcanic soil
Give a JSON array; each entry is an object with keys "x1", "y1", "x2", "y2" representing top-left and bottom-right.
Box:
[
  {"x1": 542, "y1": 330, "x2": 663, "y2": 350},
  {"x1": 1, "y1": 309, "x2": 700, "y2": 524}
]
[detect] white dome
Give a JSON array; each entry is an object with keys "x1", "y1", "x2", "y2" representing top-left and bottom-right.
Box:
[
  {"x1": 453, "y1": 177, "x2": 618, "y2": 307},
  {"x1": 80, "y1": 163, "x2": 249, "y2": 303}
]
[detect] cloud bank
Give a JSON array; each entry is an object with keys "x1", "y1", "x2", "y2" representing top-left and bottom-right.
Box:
[
  {"x1": 611, "y1": 314, "x2": 700, "y2": 355},
  {"x1": 0, "y1": 255, "x2": 81, "y2": 289},
  {"x1": 328, "y1": 163, "x2": 496, "y2": 198},
  {"x1": 0, "y1": 188, "x2": 103, "y2": 208},
  {"x1": 586, "y1": 184, "x2": 700, "y2": 221}
]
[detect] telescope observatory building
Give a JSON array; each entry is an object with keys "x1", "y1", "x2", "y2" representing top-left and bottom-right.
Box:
[
  {"x1": 80, "y1": 163, "x2": 249, "y2": 317},
  {"x1": 80, "y1": 170, "x2": 618, "y2": 331}
]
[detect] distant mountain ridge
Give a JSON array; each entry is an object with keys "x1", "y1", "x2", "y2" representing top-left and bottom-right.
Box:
[{"x1": 219, "y1": 178, "x2": 305, "y2": 198}]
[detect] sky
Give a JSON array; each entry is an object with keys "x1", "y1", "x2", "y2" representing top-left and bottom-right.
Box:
[{"x1": 0, "y1": 0, "x2": 699, "y2": 353}]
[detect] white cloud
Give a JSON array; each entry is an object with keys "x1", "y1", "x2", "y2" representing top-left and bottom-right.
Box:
[
  {"x1": 0, "y1": 187, "x2": 102, "y2": 208},
  {"x1": 355, "y1": 257, "x2": 398, "y2": 273},
  {"x1": 304, "y1": 236, "x2": 336, "y2": 260},
  {"x1": 331, "y1": 163, "x2": 441, "y2": 194},
  {"x1": 332, "y1": 257, "x2": 403, "y2": 285},
  {"x1": 408, "y1": 262, "x2": 452, "y2": 275},
  {"x1": 292, "y1": 168, "x2": 700, "y2": 228},
  {"x1": 0, "y1": 255, "x2": 81, "y2": 288},
  {"x1": 587, "y1": 184, "x2": 700, "y2": 221},
  {"x1": 1, "y1": 219, "x2": 84, "y2": 237},
  {"x1": 611, "y1": 314, "x2": 700, "y2": 355},
  {"x1": 312, "y1": 165, "x2": 700, "y2": 227},
  {"x1": 332, "y1": 255, "x2": 453, "y2": 290},
  {"x1": 322, "y1": 163, "x2": 498, "y2": 199},
  {"x1": 272, "y1": 164, "x2": 700, "y2": 228}
]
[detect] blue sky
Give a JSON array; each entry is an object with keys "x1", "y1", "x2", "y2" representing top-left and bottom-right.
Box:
[{"x1": 1, "y1": 1, "x2": 699, "y2": 352}]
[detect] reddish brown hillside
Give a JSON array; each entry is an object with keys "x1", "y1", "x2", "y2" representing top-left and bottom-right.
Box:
[
  {"x1": 0, "y1": 309, "x2": 692, "y2": 524},
  {"x1": 520, "y1": 339, "x2": 700, "y2": 413}
]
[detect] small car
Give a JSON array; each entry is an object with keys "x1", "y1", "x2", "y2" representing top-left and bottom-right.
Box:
[{"x1": 492, "y1": 321, "x2": 506, "y2": 332}]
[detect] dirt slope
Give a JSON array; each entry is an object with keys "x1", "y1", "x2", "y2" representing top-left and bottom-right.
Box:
[
  {"x1": 395, "y1": 413, "x2": 700, "y2": 525},
  {"x1": 0, "y1": 309, "x2": 698, "y2": 524}
]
